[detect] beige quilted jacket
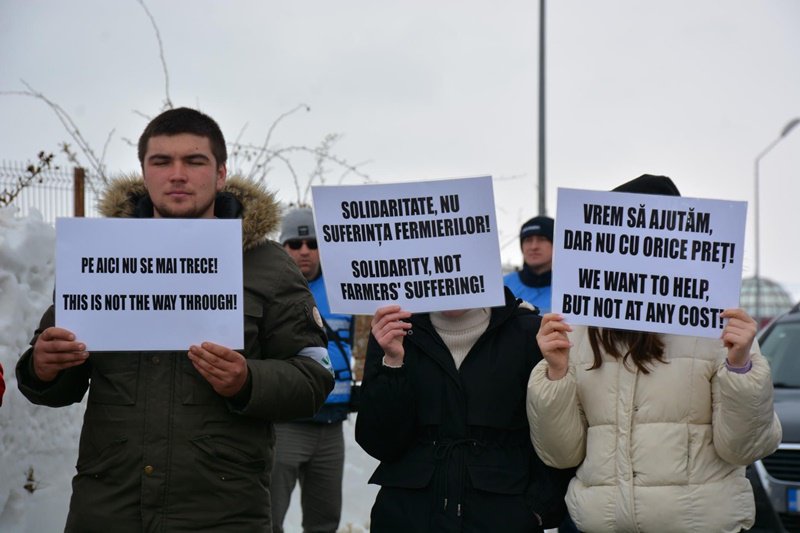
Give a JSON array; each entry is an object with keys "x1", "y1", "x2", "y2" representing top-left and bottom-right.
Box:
[{"x1": 527, "y1": 325, "x2": 782, "y2": 533}]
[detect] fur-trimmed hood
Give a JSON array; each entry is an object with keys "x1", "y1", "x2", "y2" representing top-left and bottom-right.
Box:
[{"x1": 98, "y1": 175, "x2": 281, "y2": 251}]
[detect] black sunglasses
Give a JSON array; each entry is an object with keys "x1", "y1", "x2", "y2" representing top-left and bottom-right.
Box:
[{"x1": 286, "y1": 239, "x2": 318, "y2": 250}]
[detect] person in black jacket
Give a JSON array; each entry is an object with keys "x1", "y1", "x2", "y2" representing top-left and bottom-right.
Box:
[{"x1": 355, "y1": 288, "x2": 573, "y2": 532}]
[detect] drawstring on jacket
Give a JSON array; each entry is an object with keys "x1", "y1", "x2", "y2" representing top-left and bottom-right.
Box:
[{"x1": 433, "y1": 438, "x2": 484, "y2": 517}]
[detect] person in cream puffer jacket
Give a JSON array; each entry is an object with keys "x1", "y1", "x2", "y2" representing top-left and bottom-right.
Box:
[
  {"x1": 527, "y1": 313, "x2": 782, "y2": 533},
  {"x1": 528, "y1": 173, "x2": 783, "y2": 533}
]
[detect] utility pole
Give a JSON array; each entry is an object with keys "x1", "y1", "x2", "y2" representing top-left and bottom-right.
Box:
[{"x1": 538, "y1": 0, "x2": 547, "y2": 216}]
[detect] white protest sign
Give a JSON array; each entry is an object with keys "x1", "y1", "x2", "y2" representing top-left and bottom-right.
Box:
[
  {"x1": 56, "y1": 218, "x2": 244, "y2": 351},
  {"x1": 552, "y1": 188, "x2": 746, "y2": 338},
  {"x1": 311, "y1": 176, "x2": 505, "y2": 314}
]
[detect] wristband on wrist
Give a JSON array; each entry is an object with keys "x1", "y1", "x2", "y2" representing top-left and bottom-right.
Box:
[
  {"x1": 725, "y1": 359, "x2": 752, "y2": 374},
  {"x1": 382, "y1": 355, "x2": 403, "y2": 368}
]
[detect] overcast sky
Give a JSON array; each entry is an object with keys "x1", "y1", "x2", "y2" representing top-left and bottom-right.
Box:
[{"x1": 2, "y1": 0, "x2": 799, "y2": 295}]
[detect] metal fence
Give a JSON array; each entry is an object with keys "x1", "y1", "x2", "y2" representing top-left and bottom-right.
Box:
[{"x1": 0, "y1": 160, "x2": 100, "y2": 223}]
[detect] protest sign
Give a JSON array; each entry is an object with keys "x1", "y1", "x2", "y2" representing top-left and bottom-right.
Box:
[
  {"x1": 311, "y1": 176, "x2": 505, "y2": 314},
  {"x1": 56, "y1": 218, "x2": 243, "y2": 351},
  {"x1": 552, "y1": 187, "x2": 746, "y2": 338}
]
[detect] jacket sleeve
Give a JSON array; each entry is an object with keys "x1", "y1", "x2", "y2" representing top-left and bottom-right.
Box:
[
  {"x1": 527, "y1": 446, "x2": 575, "y2": 529},
  {"x1": 522, "y1": 316, "x2": 576, "y2": 528},
  {"x1": 235, "y1": 353, "x2": 333, "y2": 421},
  {"x1": 0, "y1": 362, "x2": 5, "y2": 406},
  {"x1": 526, "y1": 359, "x2": 587, "y2": 468},
  {"x1": 355, "y1": 334, "x2": 417, "y2": 462},
  {"x1": 16, "y1": 305, "x2": 91, "y2": 407},
  {"x1": 232, "y1": 243, "x2": 334, "y2": 421},
  {"x1": 712, "y1": 344, "x2": 782, "y2": 465}
]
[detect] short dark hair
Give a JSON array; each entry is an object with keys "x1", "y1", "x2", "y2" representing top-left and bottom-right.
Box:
[{"x1": 138, "y1": 107, "x2": 227, "y2": 167}]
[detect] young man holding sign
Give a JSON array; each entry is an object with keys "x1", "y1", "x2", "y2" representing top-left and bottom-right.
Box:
[
  {"x1": 527, "y1": 175, "x2": 782, "y2": 533},
  {"x1": 16, "y1": 107, "x2": 334, "y2": 532}
]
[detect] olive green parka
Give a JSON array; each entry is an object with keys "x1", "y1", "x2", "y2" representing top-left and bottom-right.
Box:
[{"x1": 17, "y1": 176, "x2": 334, "y2": 532}]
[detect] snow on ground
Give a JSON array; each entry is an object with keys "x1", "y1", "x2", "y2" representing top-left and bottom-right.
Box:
[
  {"x1": 284, "y1": 420, "x2": 379, "y2": 533},
  {"x1": 0, "y1": 207, "x2": 84, "y2": 532},
  {"x1": 0, "y1": 207, "x2": 378, "y2": 532}
]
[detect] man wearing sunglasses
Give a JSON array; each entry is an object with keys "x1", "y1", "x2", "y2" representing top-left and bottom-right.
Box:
[{"x1": 271, "y1": 207, "x2": 355, "y2": 533}]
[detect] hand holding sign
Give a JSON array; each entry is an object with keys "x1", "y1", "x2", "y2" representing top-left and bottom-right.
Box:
[
  {"x1": 188, "y1": 342, "x2": 249, "y2": 398},
  {"x1": 535, "y1": 314, "x2": 573, "y2": 381},
  {"x1": 371, "y1": 305, "x2": 412, "y2": 367},
  {"x1": 720, "y1": 308, "x2": 757, "y2": 367},
  {"x1": 33, "y1": 327, "x2": 89, "y2": 382}
]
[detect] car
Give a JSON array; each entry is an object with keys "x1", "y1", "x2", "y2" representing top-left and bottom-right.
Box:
[{"x1": 747, "y1": 302, "x2": 800, "y2": 532}]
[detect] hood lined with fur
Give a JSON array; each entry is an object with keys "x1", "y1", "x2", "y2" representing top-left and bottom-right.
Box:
[{"x1": 97, "y1": 175, "x2": 281, "y2": 251}]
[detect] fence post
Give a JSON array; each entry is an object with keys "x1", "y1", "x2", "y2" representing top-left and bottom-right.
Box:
[{"x1": 73, "y1": 167, "x2": 85, "y2": 217}]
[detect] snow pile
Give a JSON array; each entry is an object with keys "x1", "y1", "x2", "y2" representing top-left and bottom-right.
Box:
[{"x1": 0, "y1": 207, "x2": 85, "y2": 532}]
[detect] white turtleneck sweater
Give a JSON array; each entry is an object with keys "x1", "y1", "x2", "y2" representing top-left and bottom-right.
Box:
[{"x1": 430, "y1": 308, "x2": 491, "y2": 369}]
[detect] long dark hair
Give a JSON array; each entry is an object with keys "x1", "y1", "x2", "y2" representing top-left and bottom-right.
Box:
[{"x1": 587, "y1": 327, "x2": 666, "y2": 374}]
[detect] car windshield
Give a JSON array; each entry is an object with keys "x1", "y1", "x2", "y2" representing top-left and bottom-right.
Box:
[{"x1": 759, "y1": 320, "x2": 800, "y2": 388}]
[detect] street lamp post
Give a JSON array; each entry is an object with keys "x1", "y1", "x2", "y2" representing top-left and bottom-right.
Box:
[{"x1": 754, "y1": 117, "x2": 800, "y2": 325}]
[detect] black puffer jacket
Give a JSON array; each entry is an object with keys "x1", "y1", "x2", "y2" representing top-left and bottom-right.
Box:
[
  {"x1": 355, "y1": 288, "x2": 572, "y2": 532},
  {"x1": 17, "y1": 177, "x2": 333, "y2": 532}
]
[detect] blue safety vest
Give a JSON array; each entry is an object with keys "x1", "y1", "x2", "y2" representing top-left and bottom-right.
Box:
[
  {"x1": 503, "y1": 271, "x2": 552, "y2": 313},
  {"x1": 308, "y1": 275, "x2": 353, "y2": 407}
]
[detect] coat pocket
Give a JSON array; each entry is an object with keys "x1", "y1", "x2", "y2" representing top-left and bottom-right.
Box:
[
  {"x1": 179, "y1": 356, "x2": 218, "y2": 405},
  {"x1": 185, "y1": 434, "x2": 270, "y2": 522},
  {"x1": 190, "y1": 434, "x2": 267, "y2": 476},
  {"x1": 76, "y1": 437, "x2": 129, "y2": 478},
  {"x1": 88, "y1": 354, "x2": 139, "y2": 405}
]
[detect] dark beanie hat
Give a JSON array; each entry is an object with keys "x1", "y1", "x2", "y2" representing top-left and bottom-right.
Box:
[
  {"x1": 519, "y1": 216, "x2": 554, "y2": 243},
  {"x1": 612, "y1": 174, "x2": 681, "y2": 196}
]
